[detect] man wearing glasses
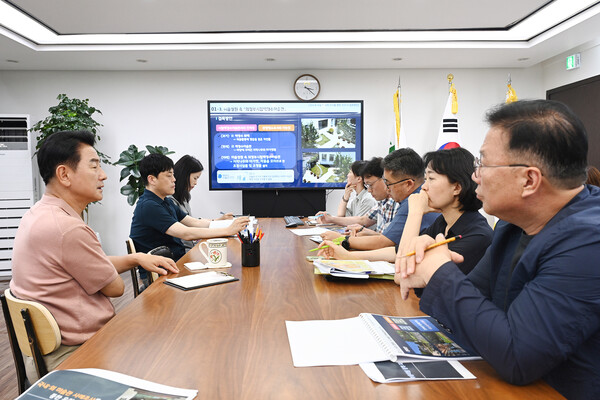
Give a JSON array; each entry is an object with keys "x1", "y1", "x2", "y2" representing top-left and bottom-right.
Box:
[
  {"x1": 316, "y1": 157, "x2": 398, "y2": 235},
  {"x1": 325, "y1": 148, "x2": 438, "y2": 251},
  {"x1": 397, "y1": 100, "x2": 600, "y2": 400}
]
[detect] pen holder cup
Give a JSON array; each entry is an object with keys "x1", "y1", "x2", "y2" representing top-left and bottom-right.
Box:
[{"x1": 241, "y1": 241, "x2": 260, "y2": 267}]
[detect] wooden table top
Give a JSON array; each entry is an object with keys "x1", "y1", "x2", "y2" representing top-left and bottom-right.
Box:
[{"x1": 59, "y1": 218, "x2": 563, "y2": 399}]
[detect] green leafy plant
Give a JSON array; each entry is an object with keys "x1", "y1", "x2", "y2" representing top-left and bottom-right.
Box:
[
  {"x1": 114, "y1": 145, "x2": 175, "y2": 205},
  {"x1": 30, "y1": 94, "x2": 109, "y2": 163}
]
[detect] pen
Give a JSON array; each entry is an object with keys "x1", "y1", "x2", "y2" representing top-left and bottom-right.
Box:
[
  {"x1": 220, "y1": 211, "x2": 245, "y2": 217},
  {"x1": 401, "y1": 235, "x2": 463, "y2": 258},
  {"x1": 308, "y1": 236, "x2": 344, "y2": 252}
]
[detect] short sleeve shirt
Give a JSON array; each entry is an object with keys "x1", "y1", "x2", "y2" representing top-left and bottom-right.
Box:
[
  {"x1": 130, "y1": 189, "x2": 188, "y2": 260},
  {"x1": 168, "y1": 195, "x2": 196, "y2": 251},
  {"x1": 346, "y1": 189, "x2": 377, "y2": 217},
  {"x1": 10, "y1": 195, "x2": 117, "y2": 345}
]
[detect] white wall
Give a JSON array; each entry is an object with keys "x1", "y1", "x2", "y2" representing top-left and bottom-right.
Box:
[
  {"x1": 542, "y1": 39, "x2": 600, "y2": 91},
  {"x1": 0, "y1": 67, "x2": 546, "y2": 255}
]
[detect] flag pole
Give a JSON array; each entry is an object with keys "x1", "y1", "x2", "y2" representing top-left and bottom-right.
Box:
[
  {"x1": 436, "y1": 73, "x2": 461, "y2": 149},
  {"x1": 391, "y1": 75, "x2": 402, "y2": 153},
  {"x1": 395, "y1": 76, "x2": 401, "y2": 147}
]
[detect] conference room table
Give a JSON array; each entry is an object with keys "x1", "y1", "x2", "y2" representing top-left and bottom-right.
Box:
[{"x1": 59, "y1": 218, "x2": 563, "y2": 399}]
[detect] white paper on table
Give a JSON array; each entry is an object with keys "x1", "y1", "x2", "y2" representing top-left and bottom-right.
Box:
[
  {"x1": 368, "y1": 261, "x2": 395, "y2": 275},
  {"x1": 309, "y1": 235, "x2": 323, "y2": 243},
  {"x1": 209, "y1": 219, "x2": 234, "y2": 229},
  {"x1": 288, "y1": 227, "x2": 329, "y2": 236},
  {"x1": 184, "y1": 262, "x2": 208, "y2": 271},
  {"x1": 313, "y1": 263, "x2": 370, "y2": 279},
  {"x1": 313, "y1": 260, "x2": 394, "y2": 276},
  {"x1": 285, "y1": 317, "x2": 389, "y2": 367}
]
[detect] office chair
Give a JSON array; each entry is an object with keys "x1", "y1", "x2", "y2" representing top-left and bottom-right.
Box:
[
  {"x1": 126, "y1": 238, "x2": 174, "y2": 297},
  {"x1": 126, "y1": 238, "x2": 142, "y2": 297},
  {"x1": 1, "y1": 288, "x2": 61, "y2": 394}
]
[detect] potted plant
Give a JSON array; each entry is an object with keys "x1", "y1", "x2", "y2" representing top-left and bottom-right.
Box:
[
  {"x1": 30, "y1": 94, "x2": 109, "y2": 163},
  {"x1": 114, "y1": 145, "x2": 174, "y2": 205}
]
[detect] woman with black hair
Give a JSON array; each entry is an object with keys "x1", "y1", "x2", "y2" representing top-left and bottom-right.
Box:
[
  {"x1": 396, "y1": 147, "x2": 493, "y2": 274},
  {"x1": 170, "y1": 155, "x2": 233, "y2": 251},
  {"x1": 319, "y1": 148, "x2": 492, "y2": 275}
]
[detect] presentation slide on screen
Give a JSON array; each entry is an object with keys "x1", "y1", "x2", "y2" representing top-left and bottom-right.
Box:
[{"x1": 208, "y1": 102, "x2": 363, "y2": 189}]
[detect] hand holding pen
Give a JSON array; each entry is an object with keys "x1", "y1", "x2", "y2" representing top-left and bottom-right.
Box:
[
  {"x1": 400, "y1": 235, "x2": 462, "y2": 258},
  {"x1": 315, "y1": 211, "x2": 331, "y2": 224},
  {"x1": 395, "y1": 233, "x2": 465, "y2": 300},
  {"x1": 230, "y1": 216, "x2": 251, "y2": 235},
  {"x1": 309, "y1": 235, "x2": 344, "y2": 252},
  {"x1": 218, "y1": 211, "x2": 235, "y2": 220},
  {"x1": 314, "y1": 237, "x2": 353, "y2": 260}
]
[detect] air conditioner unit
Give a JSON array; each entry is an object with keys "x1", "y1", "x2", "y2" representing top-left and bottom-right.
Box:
[{"x1": 0, "y1": 115, "x2": 37, "y2": 278}]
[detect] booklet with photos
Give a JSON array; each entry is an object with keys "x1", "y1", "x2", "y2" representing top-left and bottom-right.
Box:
[
  {"x1": 17, "y1": 368, "x2": 197, "y2": 400},
  {"x1": 286, "y1": 314, "x2": 480, "y2": 367}
]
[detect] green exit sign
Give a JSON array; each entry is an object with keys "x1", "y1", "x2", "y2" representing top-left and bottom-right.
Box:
[{"x1": 566, "y1": 53, "x2": 581, "y2": 70}]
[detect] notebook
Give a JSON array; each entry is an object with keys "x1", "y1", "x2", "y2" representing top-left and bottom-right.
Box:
[{"x1": 164, "y1": 271, "x2": 238, "y2": 291}]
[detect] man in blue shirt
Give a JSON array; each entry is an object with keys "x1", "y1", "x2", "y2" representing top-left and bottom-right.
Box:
[
  {"x1": 130, "y1": 154, "x2": 249, "y2": 260},
  {"x1": 398, "y1": 100, "x2": 600, "y2": 399},
  {"x1": 322, "y1": 148, "x2": 437, "y2": 250},
  {"x1": 316, "y1": 157, "x2": 395, "y2": 232}
]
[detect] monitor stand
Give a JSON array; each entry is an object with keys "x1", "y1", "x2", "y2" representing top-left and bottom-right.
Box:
[{"x1": 242, "y1": 190, "x2": 326, "y2": 217}]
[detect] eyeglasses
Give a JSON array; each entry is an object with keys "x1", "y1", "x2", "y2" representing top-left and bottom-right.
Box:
[
  {"x1": 473, "y1": 157, "x2": 529, "y2": 178},
  {"x1": 383, "y1": 177, "x2": 413, "y2": 188},
  {"x1": 363, "y1": 177, "x2": 381, "y2": 189}
]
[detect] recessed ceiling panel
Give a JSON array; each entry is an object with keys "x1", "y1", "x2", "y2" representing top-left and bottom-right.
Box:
[{"x1": 8, "y1": 0, "x2": 552, "y2": 35}]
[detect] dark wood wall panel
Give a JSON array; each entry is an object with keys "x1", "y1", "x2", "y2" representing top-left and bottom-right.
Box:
[{"x1": 547, "y1": 75, "x2": 600, "y2": 169}]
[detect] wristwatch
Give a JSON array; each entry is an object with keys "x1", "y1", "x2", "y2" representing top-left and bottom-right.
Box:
[{"x1": 341, "y1": 235, "x2": 351, "y2": 250}]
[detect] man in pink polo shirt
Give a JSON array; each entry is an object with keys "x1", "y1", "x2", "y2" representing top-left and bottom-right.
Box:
[{"x1": 10, "y1": 130, "x2": 179, "y2": 382}]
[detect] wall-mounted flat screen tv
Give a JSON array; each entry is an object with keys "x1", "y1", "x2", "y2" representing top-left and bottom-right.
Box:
[{"x1": 208, "y1": 100, "x2": 364, "y2": 190}]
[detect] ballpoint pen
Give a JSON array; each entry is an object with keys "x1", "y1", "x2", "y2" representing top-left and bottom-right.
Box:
[{"x1": 220, "y1": 212, "x2": 246, "y2": 217}]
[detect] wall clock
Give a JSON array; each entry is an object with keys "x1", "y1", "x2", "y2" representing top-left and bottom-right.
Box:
[{"x1": 294, "y1": 74, "x2": 320, "y2": 101}]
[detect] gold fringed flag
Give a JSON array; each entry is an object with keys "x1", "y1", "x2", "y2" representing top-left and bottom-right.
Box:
[
  {"x1": 506, "y1": 84, "x2": 518, "y2": 103},
  {"x1": 389, "y1": 78, "x2": 407, "y2": 153},
  {"x1": 435, "y1": 74, "x2": 462, "y2": 150},
  {"x1": 506, "y1": 74, "x2": 518, "y2": 103}
]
